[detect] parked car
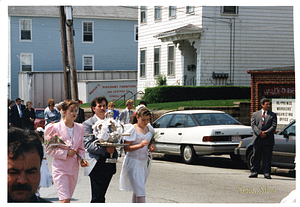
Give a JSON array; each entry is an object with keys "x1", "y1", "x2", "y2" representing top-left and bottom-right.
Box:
[
  {"x1": 152, "y1": 110, "x2": 253, "y2": 164},
  {"x1": 234, "y1": 119, "x2": 296, "y2": 170},
  {"x1": 34, "y1": 108, "x2": 45, "y2": 130}
]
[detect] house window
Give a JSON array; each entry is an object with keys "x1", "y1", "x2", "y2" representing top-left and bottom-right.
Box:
[
  {"x1": 155, "y1": 6, "x2": 161, "y2": 21},
  {"x1": 221, "y1": 6, "x2": 238, "y2": 14},
  {"x1": 186, "y1": 6, "x2": 195, "y2": 14},
  {"x1": 140, "y1": 49, "x2": 146, "y2": 77},
  {"x1": 21, "y1": 53, "x2": 33, "y2": 71},
  {"x1": 134, "y1": 25, "x2": 138, "y2": 42},
  {"x1": 83, "y1": 55, "x2": 94, "y2": 70},
  {"x1": 154, "y1": 47, "x2": 160, "y2": 76},
  {"x1": 20, "y1": 19, "x2": 32, "y2": 41},
  {"x1": 83, "y1": 21, "x2": 93, "y2": 42},
  {"x1": 141, "y1": 6, "x2": 147, "y2": 23},
  {"x1": 168, "y1": 45, "x2": 175, "y2": 76},
  {"x1": 169, "y1": 6, "x2": 176, "y2": 18}
]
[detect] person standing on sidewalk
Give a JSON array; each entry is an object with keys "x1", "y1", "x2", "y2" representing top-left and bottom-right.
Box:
[
  {"x1": 249, "y1": 98, "x2": 277, "y2": 179},
  {"x1": 119, "y1": 99, "x2": 134, "y2": 124}
]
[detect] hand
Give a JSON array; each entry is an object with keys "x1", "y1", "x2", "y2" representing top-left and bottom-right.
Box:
[
  {"x1": 140, "y1": 140, "x2": 149, "y2": 148},
  {"x1": 106, "y1": 146, "x2": 115, "y2": 154},
  {"x1": 149, "y1": 143, "x2": 156, "y2": 152},
  {"x1": 30, "y1": 118, "x2": 34, "y2": 122},
  {"x1": 80, "y1": 159, "x2": 89, "y2": 167},
  {"x1": 260, "y1": 131, "x2": 267, "y2": 138},
  {"x1": 67, "y1": 149, "x2": 77, "y2": 156}
]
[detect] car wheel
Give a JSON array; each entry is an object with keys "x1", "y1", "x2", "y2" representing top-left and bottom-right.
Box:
[
  {"x1": 246, "y1": 149, "x2": 254, "y2": 170},
  {"x1": 181, "y1": 145, "x2": 196, "y2": 164},
  {"x1": 246, "y1": 148, "x2": 263, "y2": 172}
]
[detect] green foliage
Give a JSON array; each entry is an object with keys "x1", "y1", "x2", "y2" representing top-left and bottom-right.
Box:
[
  {"x1": 144, "y1": 86, "x2": 251, "y2": 104},
  {"x1": 155, "y1": 74, "x2": 167, "y2": 86}
]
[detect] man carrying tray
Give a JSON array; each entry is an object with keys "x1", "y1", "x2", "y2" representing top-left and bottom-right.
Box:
[{"x1": 83, "y1": 96, "x2": 118, "y2": 203}]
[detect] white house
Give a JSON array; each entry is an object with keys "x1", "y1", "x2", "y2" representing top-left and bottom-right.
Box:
[{"x1": 137, "y1": 6, "x2": 294, "y2": 92}]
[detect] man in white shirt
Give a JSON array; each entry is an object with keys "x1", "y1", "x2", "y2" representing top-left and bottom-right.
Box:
[{"x1": 119, "y1": 99, "x2": 134, "y2": 124}]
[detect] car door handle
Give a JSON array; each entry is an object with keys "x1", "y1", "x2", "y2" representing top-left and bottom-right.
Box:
[
  {"x1": 178, "y1": 133, "x2": 182, "y2": 135},
  {"x1": 160, "y1": 132, "x2": 164, "y2": 135}
]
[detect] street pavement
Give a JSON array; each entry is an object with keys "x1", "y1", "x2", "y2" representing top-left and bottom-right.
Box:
[{"x1": 39, "y1": 153, "x2": 296, "y2": 203}]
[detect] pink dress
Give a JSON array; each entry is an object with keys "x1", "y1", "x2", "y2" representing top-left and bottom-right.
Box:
[{"x1": 44, "y1": 121, "x2": 85, "y2": 200}]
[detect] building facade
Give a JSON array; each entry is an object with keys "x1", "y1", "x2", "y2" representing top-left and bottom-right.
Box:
[
  {"x1": 137, "y1": 6, "x2": 294, "y2": 93},
  {"x1": 8, "y1": 6, "x2": 138, "y2": 100}
]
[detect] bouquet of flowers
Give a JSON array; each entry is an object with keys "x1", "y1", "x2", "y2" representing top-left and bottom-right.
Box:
[
  {"x1": 45, "y1": 132, "x2": 88, "y2": 165},
  {"x1": 147, "y1": 131, "x2": 160, "y2": 167}
]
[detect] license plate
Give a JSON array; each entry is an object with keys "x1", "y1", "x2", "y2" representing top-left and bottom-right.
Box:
[{"x1": 232, "y1": 136, "x2": 241, "y2": 142}]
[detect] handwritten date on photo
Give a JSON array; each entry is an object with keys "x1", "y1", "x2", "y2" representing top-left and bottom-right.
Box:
[{"x1": 238, "y1": 186, "x2": 276, "y2": 194}]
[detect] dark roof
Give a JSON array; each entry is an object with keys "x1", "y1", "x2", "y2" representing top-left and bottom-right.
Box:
[
  {"x1": 8, "y1": 6, "x2": 138, "y2": 20},
  {"x1": 247, "y1": 66, "x2": 294, "y2": 74}
]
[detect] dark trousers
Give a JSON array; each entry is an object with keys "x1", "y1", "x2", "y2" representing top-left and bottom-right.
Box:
[
  {"x1": 89, "y1": 174, "x2": 113, "y2": 203},
  {"x1": 251, "y1": 143, "x2": 273, "y2": 174}
]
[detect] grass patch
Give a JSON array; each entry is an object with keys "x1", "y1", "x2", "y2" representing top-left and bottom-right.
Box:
[{"x1": 80, "y1": 99, "x2": 250, "y2": 110}]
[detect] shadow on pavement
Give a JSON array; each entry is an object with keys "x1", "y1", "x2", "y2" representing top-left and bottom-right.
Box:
[{"x1": 153, "y1": 153, "x2": 295, "y2": 178}]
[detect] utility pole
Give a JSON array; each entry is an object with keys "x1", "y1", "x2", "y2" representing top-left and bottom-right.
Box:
[
  {"x1": 59, "y1": 6, "x2": 70, "y2": 100},
  {"x1": 65, "y1": 6, "x2": 78, "y2": 101}
]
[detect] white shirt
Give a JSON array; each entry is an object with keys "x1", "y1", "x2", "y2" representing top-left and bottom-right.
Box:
[
  {"x1": 67, "y1": 127, "x2": 74, "y2": 144},
  {"x1": 261, "y1": 110, "x2": 268, "y2": 115}
]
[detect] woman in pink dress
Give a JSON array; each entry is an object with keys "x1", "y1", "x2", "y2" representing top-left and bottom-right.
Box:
[{"x1": 45, "y1": 100, "x2": 88, "y2": 203}]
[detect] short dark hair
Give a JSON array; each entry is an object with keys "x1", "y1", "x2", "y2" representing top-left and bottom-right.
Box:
[
  {"x1": 260, "y1": 98, "x2": 270, "y2": 106},
  {"x1": 15, "y1": 98, "x2": 21, "y2": 102},
  {"x1": 8, "y1": 127, "x2": 43, "y2": 163},
  {"x1": 138, "y1": 101, "x2": 147, "y2": 107},
  {"x1": 91, "y1": 96, "x2": 108, "y2": 115}
]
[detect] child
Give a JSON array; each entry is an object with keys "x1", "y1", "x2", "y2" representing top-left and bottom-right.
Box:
[
  {"x1": 35, "y1": 127, "x2": 53, "y2": 197},
  {"x1": 119, "y1": 107, "x2": 156, "y2": 203},
  {"x1": 45, "y1": 100, "x2": 88, "y2": 203}
]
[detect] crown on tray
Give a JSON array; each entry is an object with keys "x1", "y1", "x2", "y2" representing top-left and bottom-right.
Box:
[{"x1": 92, "y1": 110, "x2": 129, "y2": 144}]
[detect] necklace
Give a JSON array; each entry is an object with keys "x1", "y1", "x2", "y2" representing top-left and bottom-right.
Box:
[{"x1": 136, "y1": 124, "x2": 148, "y2": 134}]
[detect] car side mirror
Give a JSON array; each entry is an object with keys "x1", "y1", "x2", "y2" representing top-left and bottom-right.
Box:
[{"x1": 283, "y1": 130, "x2": 288, "y2": 138}]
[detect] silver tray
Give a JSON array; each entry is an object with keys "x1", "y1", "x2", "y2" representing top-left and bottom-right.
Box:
[{"x1": 98, "y1": 142, "x2": 128, "y2": 147}]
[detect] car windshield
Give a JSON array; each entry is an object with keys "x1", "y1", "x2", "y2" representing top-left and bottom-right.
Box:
[
  {"x1": 192, "y1": 113, "x2": 241, "y2": 126},
  {"x1": 35, "y1": 110, "x2": 45, "y2": 119}
]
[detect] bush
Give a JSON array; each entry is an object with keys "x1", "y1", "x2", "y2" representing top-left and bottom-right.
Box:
[{"x1": 143, "y1": 86, "x2": 251, "y2": 104}]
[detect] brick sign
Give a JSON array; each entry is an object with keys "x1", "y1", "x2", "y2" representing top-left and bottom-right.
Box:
[{"x1": 262, "y1": 84, "x2": 295, "y2": 96}]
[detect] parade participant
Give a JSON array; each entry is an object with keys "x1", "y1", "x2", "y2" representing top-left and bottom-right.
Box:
[
  {"x1": 8, "y1": 127, "x2": 51, "y2": 203},
  {"x1": 119, "y1": 107, "x2": 156, "y2": 203},
  {"x1": 44, "y1": 99, "x2": 61, "y2": 126},
  {"x1": 9, "y1": 98, "x2": 25, "y2": 128},
  {"x1": 106, "y1": 101, "x2": 119, "y2": 119},
  {"x1": 22, "y1": 101, "x2": 36, "y2": 131},
  {"x1": 74, "y1": 99, "x2": 85, "y2": 123},
  {"x1": 44, "y1": 100, "x2": 88, "y2": 203},
  {"x1": 83, "y1": 96, "x2": 118, "y2": 203}
]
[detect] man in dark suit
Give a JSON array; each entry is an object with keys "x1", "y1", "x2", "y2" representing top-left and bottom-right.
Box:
[
  {"x1": 74, "y1": 99, "x2": 85, "y2": 123},
  {"x1": 9, "y1": 98, "x2": 26, "y2": 128},
  {"x1": 83, "y1": 96, "x2": 117, "y2": 203},
  {"x1": 249, "y1": 98, "x2": 277, "y2": 179}
]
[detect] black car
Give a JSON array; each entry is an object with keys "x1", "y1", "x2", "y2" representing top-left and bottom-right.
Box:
[{"x1": 234, "y1": 120, "x2": 295, "y2": 170}]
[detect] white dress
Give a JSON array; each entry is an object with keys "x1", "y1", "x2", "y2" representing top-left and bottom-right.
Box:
[
  {"x1": 119, "y1": 123, "x2": 154, "y2": 196},
  {"x1": 39, "y1": 144, "x2": 53, "y2": 188}
]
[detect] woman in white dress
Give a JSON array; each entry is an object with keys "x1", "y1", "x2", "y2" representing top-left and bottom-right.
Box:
[{"x1": 119, "y1": 107, "x2": 156, "y2": 203}]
